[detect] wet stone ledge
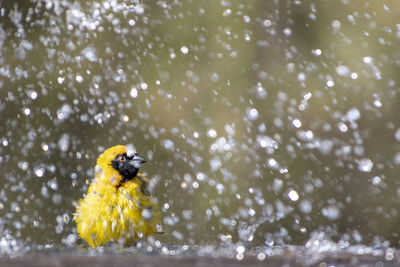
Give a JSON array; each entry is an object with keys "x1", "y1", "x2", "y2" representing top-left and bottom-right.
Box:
[{"x1": 0, "y1": 246, "x2": 399, "y2": 267}]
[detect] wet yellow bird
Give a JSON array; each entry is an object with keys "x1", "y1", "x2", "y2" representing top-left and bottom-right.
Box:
[{"x1": 74, "y1": 145, "x2": 162, "y2": 247}]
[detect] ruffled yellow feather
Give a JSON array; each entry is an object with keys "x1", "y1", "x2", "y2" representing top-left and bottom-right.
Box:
[{"x1": 74, "y1": 145, "x2": 161, "y2": 247}]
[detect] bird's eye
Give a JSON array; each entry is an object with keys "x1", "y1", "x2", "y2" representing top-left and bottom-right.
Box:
[{"x1": 119, "y1": 155, "x2": 126, "y2": 162}]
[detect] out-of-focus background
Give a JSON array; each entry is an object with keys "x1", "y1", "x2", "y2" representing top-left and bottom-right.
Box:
[{"x1": 1, "y1": 0, "x2": 400, "y2": 253}]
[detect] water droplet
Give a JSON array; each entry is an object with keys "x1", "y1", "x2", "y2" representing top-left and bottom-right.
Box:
[
  {"x1": 326, "y1": 80, "x2": 334, "y2": 87},
  {"x1": 2, "y1": 139, "x2": 8, "y2": 146},
  {"x1": 312, "y1": 49, "x2": 322, "y2": 56},
  {"x1": 258, "y1": 123, "x2": 266, "y2": 132},
  {"x1": 304, "y1": 92, "x2": 312, "y2": 100},
  {"x1": 172, "y1": 230, "x2": 184, "y2": 241},
  {"x1": 141, "y1": 209, "x2": 152, "y2": 219},
  {"x1": 299, "y1": 200, "x2": 312, "y2": 214},
  {"x1": 363, "y1": 56, "x2": 373, "y2": 64},
  {"x1": 160, "y1": 139, "x2": 174, "y2": 151},
  {"x1": 57, "y1": 77, "x2": 65, "y2": 84},
  {"x1": 62, "y1": 234, "x2": 77, "y2": 246},
  {"x1": 297, "y1": 130, "x2": 314, "y2": 141},
  {"x1": 222, "y1": 9, "x2": 232, "y2": 16},
  {"x1": 207, "y1": 129, "x2": 217, "y2": 138},
  {"x1": 283, "y1": 27, "x2": 292, "y2": 36},
  {"x1": 30, "y1": 91, "x2": 38, "y2": 100},
  {"x1": 49, "y1": 179, "x2": 58, "y2": 191},
  {"x1": 345, "y1": 107, "x2": 360, "y2": 121},
  {"x1": 338, "y1": 122, "x2": 348, "y2": 132},
  {"x1": 18, "y1": 161, "x2": 29, "y2": 171},
  {"x1": 57, "y1": 104, "x2": 73, "y2": 120},
  {"x1": 180, "y1": 46, "x2": 189, "y2": 54},
  {"x1": 210, "y1": 157, "x2": 221, "y2": 171},
  {"x1": 35, "y1": 167, "x2": 45, "y2": 178},
  {"x1": 319, "y1": 140, "x2": 333, "y2": 155},
  {"x1": 263, "y1": 19, "x2": 272, "y2": 27},
  {"x1": 268, "y1": 158, "x2": 278, "y2": 169},
  {"x1": 373, "y1": 100, "x2": 382, "y2": 108},
  {"x1": 322, "y1": 205, "x2": 341, "y2": 220},
  {"x1": 257, "y1": 253, "x2": 266, "y2": 261},
  {"x1": 297, "y1": 72, "x2": 306, "y2": 82},
  {"x1": 210, "y1": 137, "x2": 232, "y2": 152},
  {"x1": 394, "y1": 153, "x2": 400, "y2": 165},
  {"x1": 332, "y1": 19, "x2": 341, "y2": 30},
  {"x1": 58, "y1": 134, "x2": 70, "y2": 152},
  {"x1": 128, "y1": 19, "x2": 136, "y2": 26},
  {"x1": 82, "y1": 47, "x2": 97, "y2": 62},
  {"x1": 224, "y1": 124, "x2": 235, "y2": 135},
  {"x1": 257, "y1": 135, "x2": 277, "y2": 149},
  {"x1": 236, "y1": 253, "x2": 244, "y2": 261},
  {"x1": 141, "y1": 83, "x2": 148, "y2": 90},
  {"x1": 371, "y1": 176, "x2": 381, "y2": 186},
  {"x1": 236, "y1": 245, "x2": 245, "y2": 253},
  {"x1": 255, "y1": 83, "x2": 267, "y2": 99},
  {"x1": 358, "y1": 158, "x2": 373, "y2": 172},
  {"x1": 75, "y1": 75, "x2": 83, "y2": 83},
  {"x1": 130, "y1": 88, "x2": 138, "y2": 98},
  {"x1": 24, "y1": 108, "x2": 31, "y2": 116},
  {"x1": 336, "y1": 64, "x2": 350, "y2": 76},
  {"x1": 210, "y1": 73, "x2": 219, "y2": 82},
  {"x1": 288, "y1": 190, "x2": 299, "y2": 201},
  {"x1": 246, "y1": 108, "x2": 259, "y2": 120},
  {"x1": 196, "y1": 172, "x2": 207, "y2": 181},
  {"x1": 292, "y1": 119, "x2": 302, "y2": 128},
  {"x1": 216, "y1": 183, "x2": 224, "y2": 194},
  {"x1": 350, "y1": 72, "x2": 358, "y2": 79}
]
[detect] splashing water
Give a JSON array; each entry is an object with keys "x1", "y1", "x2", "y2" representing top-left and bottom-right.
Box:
[{"x1": 0, "y1": 0, "x2": 400, "y2": 262}]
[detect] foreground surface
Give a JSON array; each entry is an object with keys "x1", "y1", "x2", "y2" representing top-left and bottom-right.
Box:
[{"x1": 1, "y1": 245, "x2": 399, "y2": 267}]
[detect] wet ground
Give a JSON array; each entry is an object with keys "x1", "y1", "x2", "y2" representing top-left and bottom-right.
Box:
[{"x1": 1, "y1": 245, "x2": 399, "y2": 267}]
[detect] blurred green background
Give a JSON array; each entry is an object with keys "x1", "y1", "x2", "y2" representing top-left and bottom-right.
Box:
[{"x1": 1, "y1": 0, "x2": 400, "y2": 248}]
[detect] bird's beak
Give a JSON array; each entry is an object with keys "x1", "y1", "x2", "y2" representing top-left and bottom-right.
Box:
[{"x1": 130, "y1": 154, "x2": 147, "y2": 168}]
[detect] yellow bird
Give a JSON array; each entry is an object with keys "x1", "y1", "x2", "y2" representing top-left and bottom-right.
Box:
[{"x1": 74, "y1": 145, "x2": 162, "y2": 247}]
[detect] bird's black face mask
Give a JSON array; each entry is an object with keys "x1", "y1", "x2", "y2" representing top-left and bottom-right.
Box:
[{"x1": 111, "y1": 153, "x2": 147, "y2": 183}]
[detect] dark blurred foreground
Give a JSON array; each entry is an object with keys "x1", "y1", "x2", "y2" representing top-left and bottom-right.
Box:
[{"x1": 1, "y1": 246, "x2": 399, "y2": 267}]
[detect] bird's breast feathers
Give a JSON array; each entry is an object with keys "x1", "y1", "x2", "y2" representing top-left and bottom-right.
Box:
[{"x1": 74, "y1": 145, "x2": 161, "y2": 247}]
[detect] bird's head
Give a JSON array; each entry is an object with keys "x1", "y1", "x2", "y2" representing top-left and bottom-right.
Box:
[{"x1": 96, "y1": 145, "x2": 146, "y2": 186}]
